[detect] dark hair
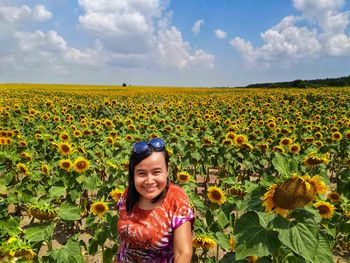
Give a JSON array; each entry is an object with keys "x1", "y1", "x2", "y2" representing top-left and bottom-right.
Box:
[{"x1": 125, "y1": 146, "x2": 170, "y2": 213}]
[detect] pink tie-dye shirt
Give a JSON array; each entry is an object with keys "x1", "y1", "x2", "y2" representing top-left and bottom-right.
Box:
[{"x1": 116, "y1": 183, "x2": 195, "y2": 263}]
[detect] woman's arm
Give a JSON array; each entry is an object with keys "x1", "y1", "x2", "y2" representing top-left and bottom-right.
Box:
[{"x1": 173, "y1": 221, "x2": 193, "y2": 263}]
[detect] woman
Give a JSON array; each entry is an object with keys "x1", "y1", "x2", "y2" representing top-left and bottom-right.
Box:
[{"x1": 115, "y1": 138, "x2": 195, "y2": 263}]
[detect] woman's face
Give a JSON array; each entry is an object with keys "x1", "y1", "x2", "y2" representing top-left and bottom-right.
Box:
[{"x1": 134, "y1": 151, "x2": 168, "y2": 203}]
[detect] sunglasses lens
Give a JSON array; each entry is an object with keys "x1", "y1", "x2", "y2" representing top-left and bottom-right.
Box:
[
  {"x1": 149, "y1": 138, "x2": 165, "y2": 149},
  {"x1": 133, "y1": 141, "x2": 148, "y2": 154}
]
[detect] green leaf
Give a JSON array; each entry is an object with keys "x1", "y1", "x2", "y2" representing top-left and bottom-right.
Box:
[
  {"x1": 24, "y1": 222, "x2": 55, "y2": 243},
  {"x1": 0, "y1": 216, "x2": 21, "y2": 236},
  {"x1": 215, "y1": 232, "x2": 231, "y2": 251},
  {"x1": 190, "y1": 152, "x2": 201, "y2": 161},
  {"x1": 271, "y1": 214, "x2": 319, "y2": 262},
  {"x1": 48, "y1": 239, "x2": 84, "y2": 263},
  {"x1": 313, "y1": 232, "x2": 333, "y2": 263},
  {"x1": 49, "y1": 186, "x2": 66, "y2": 199},
  {"x1": 272, "y1": 152, "x2": 290, "y2": 178},
  {"x1": 234, "y1": 211, "x2": 280, "y2": 260},
  {"x1": 103, "y1": 244, "x2": 119, "y2": 263},
  {"x1": 57, "y1": 202, "x2": 81, "y2": 221},
  {"x1": 217, "y1": 210, "x2": 229, "y2": 228},
  {"x1": 82, "y1": 173, "x2": 101, "y2": 191}
]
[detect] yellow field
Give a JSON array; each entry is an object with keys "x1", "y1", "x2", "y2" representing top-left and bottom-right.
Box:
[{"x1": 1, "y1": 84, "x2": 350, "y2": 262}]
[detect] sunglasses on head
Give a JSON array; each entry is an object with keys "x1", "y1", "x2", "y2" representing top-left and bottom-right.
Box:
[{"x1": 132, "y1": 138, "x2": 166, "y2": 154}]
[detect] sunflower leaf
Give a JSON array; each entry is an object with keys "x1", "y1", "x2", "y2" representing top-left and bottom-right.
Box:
[
  {"x1": 272, "y1": 152, "x2": 290, "y2": 178},
  {"x1": 234, "y1": 211, "x2": 280, "y2": 260},
  {"x1": 271, "y1": 213, "x2": 321, "y2": 262},
  {"x1": 57, "y1": 202, "x2": 81, "y2": 221}
]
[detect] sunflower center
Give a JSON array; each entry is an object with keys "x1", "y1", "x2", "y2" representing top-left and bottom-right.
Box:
[
  {"x1": 273, "y1": 177, "x2": 316, "y2": 210},
  {"x1": 63, "y1": 162, "x2": 70, "y2": 168},
  {"x1": 179, "y1": 174, "x2": 189, "y2": 181},
  {"x1": 95, "y1": 204, "x2": 106, "y2": 213},
  {"x1": 211, "y1": 190, "x2": 222, "y2": 200},
  {"x1": 317, "y1": 205, "x2": 330, "y2": 215},
  {"x1": 62, "y1": 145, "x2": 70, "y2": 152},
  {"x1": 236, "y1": 137, "x2": 244, "y2": 144},
  {"x1": 76, "y1": 161, "x2": 87, "y2": 169}
]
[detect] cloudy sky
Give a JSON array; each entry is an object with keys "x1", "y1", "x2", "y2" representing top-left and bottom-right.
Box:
[{"x1": 1, "y1": 0, "x2": 350, "y2": 87}]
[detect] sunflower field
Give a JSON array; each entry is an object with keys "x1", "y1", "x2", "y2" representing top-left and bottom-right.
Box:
[{"x1": 1, "y1": 83, "x2": 350, "y2": 263}]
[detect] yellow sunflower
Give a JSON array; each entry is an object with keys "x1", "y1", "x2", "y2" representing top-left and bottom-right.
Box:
[
  {"x1": 280, "y1": 137, "x2": 293, "y2": 146},
  {"x1": 207, "y1": 186, "x2": 226, "y2": 205},
  {"x1": 289, "y1": 143, "x2": 301, "y2": 154},
  {"x1": 90, "y1": 201, "x2": 109, "y2": 217},
  {"x1": 110, "y1": 189, "x2": 124, "y2": 202},
  {"x1": 177, "y1": 171, "x2": 191, "y2": 183},
  {"x1": 327, "y1": 191, "x2": 341, "y2": 203},
  {"x1": 58, "y1": 142, "x2": 73, "y2": 156},
  {"x1": 331, "y1": 131, "x2": 342, "y2": 141},
  {"x1": 314, "y1": 201, "x2": 335, "y2": 219},
  {"x1": 192, "y1": 234, "x2": 216, "y2": 250},
  {"x1": 59, "y1": 159, "x2": 73, "y2": 171},
  {"x1": 59, "y1": 132, "x2": 70, "y2": 141},
  {"x1": 73, "y1": 157, "x2": 90, "y2": 173},
  {"x1": 234, "y1": 134, "x2": 248, "y2": 146},
  {"x1": 16, "y1": 163, "x2": 29, "y2": 175},
  {"x1": 41, "y1": 163, "x2": 50, "y2": 176}
]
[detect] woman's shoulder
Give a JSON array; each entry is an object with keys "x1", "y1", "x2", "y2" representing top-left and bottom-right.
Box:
[{"x1": 167, "y1": 183, "x2": 190, "y2": 203}]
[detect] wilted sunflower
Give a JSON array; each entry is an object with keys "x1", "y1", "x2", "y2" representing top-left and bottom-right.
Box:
[
  {"x1": 73, "y1": 157, "x2": 90, "y2": 173},
  {"x1": 261, "y1": 174, "x2": 328, "y2": 216},
  {"x1": 327, "y1": 191, "x2": 341, "y2": 203},
  {"x1": 314, "y1": 201, "x2": 335, "y2": 219},
  {"x1": 207, "y1": 186, "x2": 226, "y2": 205},
  {"x1": 177, "y1": 171, "x2": 191, "y2": 183},
  {"x1": 58, "y1": 142, "x2": 73, "y2": 156},
  {"x1": 91, "y1": 201, "x2": 109, "y2": 217},
  {"x1": 59, "y1": 159, "x2": 72, "y2": 171},
  {"x1": 302, "y1": 152, "x2": 330, "y2": 167},
  {"x1": 110, "y1": 188, "x2": 124, "y2": 202},
  {"x1": 192, "y1": 234, "x2": 216, "y2": 250}
]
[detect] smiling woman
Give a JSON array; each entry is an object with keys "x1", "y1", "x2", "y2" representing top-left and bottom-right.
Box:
[{"x1": 115, "y1": 138, "x2": 195, "y2": 263}]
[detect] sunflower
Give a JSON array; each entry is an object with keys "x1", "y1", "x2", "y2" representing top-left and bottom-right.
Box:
[
  {"x1": 331, "y1": 131, "x2": 342, "y2": 141},
  {"x1": 289, "y1": 143, "x2": 301, "y2": 154},
  {"x1": 58, "y1": 142, "x2": 73, "y2": 156},
  {"x1": 110, "y1": 188, "x2": 124, "y2": 202},
  {"x1": 59, "y1": 132, "x2": 70, "y2": 141},
  {"x1": 207, "y1": 186, "x2": 226, "y2": 205},
  {"x1": 302, "y1": 152, "x2": 330, "y2": 167},
  {"x1": 222, "y1": 138, "x2": 233, "y2": 147},
  {"x1": 272, "y1": 145, "x2": 285, "y2": 154},
  {"x1": 234, "y1": 134, "x2": 247, "y2": 146},
  {"x1": 73, "y1": 130, "x2": 82, "y2": 138},
  {"x1": 90, "y1": 201, "x2": 109, "y2": 217},
  {"x1": 73, "y1": 157, "x2": 90, "y2": 173},
  {"x1": 345, "y1": 211, "x2": 350, "y2": 219},
  {"x1": 256, "y1": 142, "x2": 269, "y2": 152},
  {"x1": 192, "y1": 234, "x2": 216, "y2": 250},
  {"x1": 280, "y1": 137, "x2": 293, "y2": 146},
  {"x1": 261, "y1": 174, "x2": 327, "y2": 216},
  {"x1": 16, "y1": 163, "x2": 29, "y2": 175},
  {"x1": 225, "y1": 131, "x2": 236, "y2": 140},
  {"x1": 41, "y1": 163, "x2": 50, "y2": 175},
  {"x1": 177, "y1": 171, "x2": 191, "y2": 183},
  {"x1": 106, "y1": 136, "x2": 114, "y2": 145},
  {"x1": 202, "y1": 136, "x2": 214, "y2": 146},
  {"x1": 314, "y1": 201, "x2": 335, "y2": 219},
  {"x1": 327, "y1": 191, "x2": 341, "y2": 202},
  {"x1": 59, "y1": 159, "x2": 72, "y2": 171}
]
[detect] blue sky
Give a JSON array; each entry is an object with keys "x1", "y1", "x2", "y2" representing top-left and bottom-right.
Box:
[{"x1": 1, "y1": 0, "x2": 350, "y2": 87}]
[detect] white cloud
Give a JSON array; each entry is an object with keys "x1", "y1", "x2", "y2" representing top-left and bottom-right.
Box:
[
  {"x1": 192, "y1": 19, "x2": 204, "y2": 35},
  {"x1": 156, "y1": 26, "x2": 214, "y2": 69},
  {"x1": 214, "y1": 29, "x2": 227, "y2": 39},
  {"x1": 0, "y1": 4, "x2": 51, "y2": 24},
  {"x1": 232, "y1": 0, "x2": 350, "y2": 67}
]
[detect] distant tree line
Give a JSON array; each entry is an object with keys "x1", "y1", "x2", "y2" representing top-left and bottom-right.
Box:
[{"x1": 246, "y1": 75, "x2": 350, "y2": 88}]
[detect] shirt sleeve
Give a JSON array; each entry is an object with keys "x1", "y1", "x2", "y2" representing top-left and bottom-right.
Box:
[{"x1": 171, "y1": 186, "x2": 195, "y2": 231}]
